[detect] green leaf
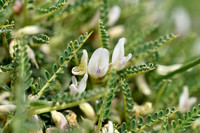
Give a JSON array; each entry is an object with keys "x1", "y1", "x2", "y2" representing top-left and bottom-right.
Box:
[
  {"x1": 119, "y1": 63, "x2": 155, "y2": 77},
  {"x1": 2, "y1": 85, "x2": 11, "y2": 92},
  {"x1": 44, "y1": 70, "x2": 50, "y2": 80},
  {"x1": 25, "y1": 78, "x2": 34, "y2": 90},
  {"x1": 53, "y1": 64, "x2": 58, "y2": 73},
  {"x1": 59, "y1": 56, "x2": 64, "y2": 65},
  {"x1": 98, "y1": 20, "x2": 109, "y2": 49},
  {"x1": 145, "y1": 115, "x2": 151, "y2": 123},
  {"x1": 171, "y1": 120, "x2": 176, "y2": 128},
  {"x1": 121, "y1": 122, "x2": 127, "y2": 133}
]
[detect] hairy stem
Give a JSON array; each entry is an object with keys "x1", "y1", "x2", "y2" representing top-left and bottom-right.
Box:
[
  {"x1": 158, "y1": 58, "x2": 200, "y2": 81},
  {"x1": 28, "y1": 90, "x2": 110, "y2": 115}
]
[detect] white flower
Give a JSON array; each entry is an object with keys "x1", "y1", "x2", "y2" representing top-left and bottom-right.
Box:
[
  {"x1": 0, "y1": 104, "x2": 16, "y2": 113},
  {"x1": 72, "y1": 49, "x2": 88, "y2": 75},
  {"x1": 27, "y1": 45, "x2": 39, "y2": 69},
  {"x1": 88, "y1": 48, "x2": 109, "y2": 78},
  {"x1": 172, "y1": 7, "x2": 191, "y2": 35},
  {"x1": 156, "y1": 64, "x2": 182, "y2": 76},
  {"x1": 18, "y1": 25, "x2": 42, "y2": 35},
  {"x1": 112, "y1": 38, "x2": 132, "y2": 70},
  {"x1": 79, "y1": 102, "x2": 95, "y2": 119},
  {"x1": 9, "y1": 39, "x2": 17, "y2": 58},
  {"x1": 40, "y1": 44, "x2": 50, "y2": 55},
  {"x1": 179, "y1": 86, "x2": 197, "y2": 113},
  {"x1": 133, "y1": 102, "x2": 153, "y2": 115},
  {"x1": 102, "y1": 121, "x2": 114, "y2": 133},
  {"x1": 51, "y1": 110, "x2": 68, "y2": 130},
  {"x1": 108, "y1": 6, "x2": 121, "y2": 26},
  {"x1": 108, "y1": 25, "x2": 125, "y2": 39},
  {"x1": 108, "y1": 121, "x2": 114, "y2": 133},
  {"x1": 69, "y1": 73, "x2": 88, "y2": 95}
]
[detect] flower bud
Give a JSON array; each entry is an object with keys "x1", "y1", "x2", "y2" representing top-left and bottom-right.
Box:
[{"x1": 79, "y1": 102, "x2": 95, "y2": 119}]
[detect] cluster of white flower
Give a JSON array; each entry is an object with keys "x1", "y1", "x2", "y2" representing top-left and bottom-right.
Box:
[{"x1": 69, "y1": 38, "x2": 132, "y2": 95}]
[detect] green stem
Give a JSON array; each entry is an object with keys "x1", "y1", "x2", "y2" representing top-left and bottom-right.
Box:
[
  {"x1": 0, "y1": 24, "x2": 14, "y2": 29},
  {"x1": 154, "y1": 80, "x2": 168, "y2": 107},
  {"x1": 71, "y1": 42, "x2": 79, "y2": 65},
  {"x1": 122, "y1": 89, "x2": 129, "y2": 127},
  {"x1": 98, "y1": 20, "x2": 103, "y2": 47},
  {"x1": 158, "y1": 58, "x2": 200, "y2": 81},
  {"x1": 28, "y1": 90, "x2": 110, "y2": 116},
  {"x1": 2, "y1": 33, "x2": 9, "y2": 57},
  {"x1": 96, "y1": 111, "x2": 103, "y2": 133}
]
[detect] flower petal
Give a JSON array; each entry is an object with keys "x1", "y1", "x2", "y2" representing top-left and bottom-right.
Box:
[
  {"x1": 112, "y1": 38, "x2": 125, "y2": 65},
  {"x1": 188, "y1": 97, "x2": 197, "y2": 106},
  {"x1": 179, "y1": 86, "x2": 189, "y2": 111},
  {"x1": 108, "y1": 121, "x2": 114, "y2": 133},
  {"x1": 125, "y1": 53, "x2": 132, "y2": 63},
  {"x1": 88, "y1": 48, "x2": 109, "y2": 78},
  {"x1": 72, "y1": 49, "x2": 88, "y2": 75},
  {"x1": 71, "y1": 76, "x2": 77, "y2": 86},
  {"x1": 69, "y1": 84, "x2": 79, "y2": 95},
  {"x1": 78, "y1": 73, "x2": 88, "y2": 93},
  {"x1": 108, "y1": 6, "x2": 121, "y2": 26},
  {"x1": 82, "y1": 49, "x2": 88, "y2": 70}
]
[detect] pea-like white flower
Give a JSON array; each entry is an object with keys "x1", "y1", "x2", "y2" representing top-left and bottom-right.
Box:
[
  {"x1": 18, "y1": 25, "x2": 42, "y2": 35},
  {"x1": 108, "y1": 6, "x2": 121, "y2": 26},
  {"x1": 27, "y1": 45, "x2": 39, "y2": 69},
  {"x1": 9, "y1": 39, "x2": 17, "y2": 58},
  {"x1": 179, "y1": 86, "x2": 197, "y2": 113},
  {"x1": 102, "y1": 121, "x2": 115, "y2": 133},
  {"x1": 112, "y1": 38, "x2": 132, "y2": 70},
  {"x1": 157, "y1": 64, "x2": 182, "y2": 76},
  {"x1": 72, "y1": 49, "x2": 88, "y2": 75},
  {"x1": 88, "y1": 48, "x2": 109, "y2": 78},
  {"x1": 51, "y1": 110, "x2": 68, "y2": 130},
  {"x1": 69, "y1": 73, "x2": 88, "y2": 95}
]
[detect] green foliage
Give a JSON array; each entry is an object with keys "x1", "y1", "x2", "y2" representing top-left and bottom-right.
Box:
[
  {"x1": 0, "y1": 0, "x2": 12, "y2": 13},
  {"x1": 100, "y1": 0, "x2": 109, "y2": 25},
  {"x1": 53, "y1": 0, "x2": 96, "y2": 22},
  {"x1": 119, "y1": 63, "x2": 155, "y2": 78},
  {"x1": 121, "y1": 79, "x2": 134, "y2": 128},
  {"x1": 130, "y1": 33, "x2": 178, "y2": 61},
  {"x1": 98, "y1": 20, "x2": 109, "y2": 49},
  {"x1": 0, "y1": 0, "x2": 200, "y2": 132},
  {"x1": 119, "y1": 107, "x2": 177, "y2": 132},
  {"x1": 96, "y1": 70, "x2": 118, "y2": 133},
  {"x1": 125, "y1": 25, "x2": 157, "y2": 50},
  {"x1": 28, "y1": 88, "x2": 110, "y2": 115},
  {"x1": 173, "y1": 105, "x2": 200, "y2": 131},
  {"x1": 34, "y1": 0, "x2": 68, "y2": 22},
  {"x1": 31, "y1": 34, "x2": 49, "y2": 45},
  {"x1": 35, "y1": 31, "x2": 92, "y2": 99}
]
